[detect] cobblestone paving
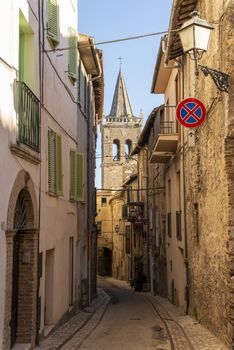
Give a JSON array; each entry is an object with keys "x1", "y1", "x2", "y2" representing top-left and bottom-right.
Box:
[
  {"x1": 149, "y1": 295, "x2": 228, "y2": 350},
  {"x1": 35, "y1": 280, "x2": 229, "y2": 350},
  {"x1": 35, "y1": 289, "x2": 110, "y2": 350}
]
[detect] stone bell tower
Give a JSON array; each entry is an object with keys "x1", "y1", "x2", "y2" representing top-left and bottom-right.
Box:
[{"x1": 101, "y1": 69, "x2": 143, "y2": 190}]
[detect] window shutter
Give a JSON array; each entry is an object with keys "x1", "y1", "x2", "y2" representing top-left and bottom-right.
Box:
[
  {"x1": 76, "y1": 153, "x2": 84, "y2": 201},
  {"x1": 56, "y1": 134, "x2": 63, "y2": 195},
  {"x1": 47, "y1": 0, "x2": 59, "y2": 44},
  {"x1": 48, "y1": 129, "x2": 56, "y2": 193},
  {"x1": 70, "y1": 150, "x2": 76, "y2": 200},
  {"x1": 68, "y1": 27, "x2": 77, "y2": 80}
]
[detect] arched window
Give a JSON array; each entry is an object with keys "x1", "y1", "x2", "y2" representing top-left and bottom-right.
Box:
[
  {"x1": 113, "y1": 139, "x2": 120, "y2": 161},
  {"x1": 125, "y1": 139, "x2": 132, "y2": 160}
]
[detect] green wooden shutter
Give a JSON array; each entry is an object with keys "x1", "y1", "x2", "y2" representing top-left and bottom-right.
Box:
[
  {"x1": 70, "y1": 150, "x2": 76, "y2": 200},
  {"x1": 76, "y1": 153, "x2": 84, "y2": 201},
  {"x1": 48, "y1": 129, "x2": 56, "y2": 193},
  {"x1": 68, "y1": 27, "x2": 77, "y2": 80},
  {"x1": 56, "y1": 134, "x2": 63, "y2": 195},
  {"x1": 47, "y1": 0, "x2": 59, "y2": 44}
]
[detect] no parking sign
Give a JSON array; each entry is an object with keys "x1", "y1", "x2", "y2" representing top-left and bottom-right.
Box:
[{"x1": 176, "y1": 98, "x2": 206, "y2": 128}]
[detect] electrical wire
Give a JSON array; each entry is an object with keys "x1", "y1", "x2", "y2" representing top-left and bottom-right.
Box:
[{"x1": 43, "y1": 30, "x2": 175, "y2": 53}]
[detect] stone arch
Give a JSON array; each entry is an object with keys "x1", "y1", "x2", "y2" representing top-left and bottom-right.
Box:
[
  {"x1": 3, "y1": 170, "x2": 39, "y2": 350},
  {"x1": 7, "y1": 169, "x2": 38, "y2": 230}
]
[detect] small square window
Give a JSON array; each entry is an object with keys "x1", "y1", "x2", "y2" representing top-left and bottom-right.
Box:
[{"x1": 101, "y1": 197, "x2": 107, "y2": 207}]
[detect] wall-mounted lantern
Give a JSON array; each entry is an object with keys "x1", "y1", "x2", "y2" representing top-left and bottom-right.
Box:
[
  {"x1": 177, "y1": 11, "x2": 229, "y2": 92},
  {"x1": 115, "y1": 224, "x2": 120, "y2": 234}
]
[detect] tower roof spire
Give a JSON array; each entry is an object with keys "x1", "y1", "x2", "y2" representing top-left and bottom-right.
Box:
[{"x1": 109, "y1": 70, "x2": 133, "y2": 118}]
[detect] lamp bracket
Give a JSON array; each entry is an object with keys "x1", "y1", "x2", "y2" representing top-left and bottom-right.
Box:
[{"x1": 199, "y1": 65, "x2": 229, "y2": 93}]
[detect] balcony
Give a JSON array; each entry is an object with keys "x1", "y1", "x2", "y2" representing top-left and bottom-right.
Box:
[
  {"x1": 122, "y1": 202, "x2": 144, "y2": 222},
  {"x1": 149, "y1": 121, "x2": 178, "y2": 163},
  {"x1": 17, "y1": 81, "x2": 40, "y2": 152}
]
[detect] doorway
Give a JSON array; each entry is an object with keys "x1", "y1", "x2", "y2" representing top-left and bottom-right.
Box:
[
  {"x1": 44, "y1": 249, "x2": 54, "y2": 326},
  {"x1": 10, "y1": 233, "x2": 20, "y2": 348}
]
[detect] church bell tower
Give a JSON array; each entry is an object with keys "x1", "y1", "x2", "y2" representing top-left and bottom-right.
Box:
[{"x1": 101, "y1": 70, "x2": 143, "y2": 190}]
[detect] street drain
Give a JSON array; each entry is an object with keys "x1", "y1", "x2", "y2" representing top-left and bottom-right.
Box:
[{"x1": 152, "y1": 325, "x2": 165, "y2": 340}]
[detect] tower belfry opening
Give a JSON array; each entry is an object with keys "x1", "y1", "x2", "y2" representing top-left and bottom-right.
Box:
[{"x1": 101, "y1": 69, "x2": 143, "y2": 190}]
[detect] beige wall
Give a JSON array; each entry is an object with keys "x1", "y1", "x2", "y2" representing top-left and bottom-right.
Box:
[{"x1": 0, "y1": 1, "x2": 40, "y2": 347}]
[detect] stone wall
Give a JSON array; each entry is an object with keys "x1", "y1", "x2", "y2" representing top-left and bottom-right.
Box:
[
  {"x1": 183, "y1": 0, "x2": 234, "y2": 346},
  {"x1": 102, "y1": 123, "x2": 141, "y2": 189}
]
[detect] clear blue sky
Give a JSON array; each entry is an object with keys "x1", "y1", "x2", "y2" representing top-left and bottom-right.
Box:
[{"x1": 78, "y1": 0, "x2": 173, "y2": 187}]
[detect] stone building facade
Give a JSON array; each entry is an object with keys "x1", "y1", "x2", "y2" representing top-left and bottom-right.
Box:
[
  {"x1": 97, "y1": 69, "x2": 143, "y2": 281},
  {"x1": 101, "y1": 69, "x2": 143, "y2": 190},
  {"x1": 152, "y1": 0, "x2": 234, "y2": 347}
]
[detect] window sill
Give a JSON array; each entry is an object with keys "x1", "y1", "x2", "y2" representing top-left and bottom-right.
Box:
[{"x1": 10, "y1": 143, "x2": 41, "y2": 165}]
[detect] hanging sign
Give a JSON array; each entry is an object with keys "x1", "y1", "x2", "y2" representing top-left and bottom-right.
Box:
[
  {"x1": 134, "y1": 214, "x2": 143, "y2": 225},
  {"x1": 176, "y1": 98, "x2": 206, "y2": 128}
]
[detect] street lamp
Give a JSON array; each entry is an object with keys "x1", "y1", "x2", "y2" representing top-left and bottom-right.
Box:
[
  {"x1": 177, "y1": 11, "x2": 229, "y2": 92},
  {"x1": 177, "y1": 11, "x2": 213, "y2": 60}
]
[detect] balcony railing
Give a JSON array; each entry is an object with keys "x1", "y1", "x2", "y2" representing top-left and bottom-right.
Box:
[
  {"x1": 18, "y1": 81, "x2": 40, "y2": 152},
  {"x1": 159, "y1": 121, "x2": 178, "y2": 135}
]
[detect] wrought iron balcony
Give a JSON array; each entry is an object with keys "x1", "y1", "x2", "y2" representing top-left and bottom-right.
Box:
[
  {"x1": 149, "y1": 121, "x2": 178, "y2": 163},
  {"x1": 17, "y1": 81, "x2": 40, "y2": 152},
  {"x1": 122, "y1": 202, "x2": 144, "y2": 222}
]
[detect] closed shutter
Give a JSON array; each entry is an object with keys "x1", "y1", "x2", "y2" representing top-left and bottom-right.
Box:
[
  {"x1": 76, "y1": 153, "x2": 84, "y2": 201},
  {"x1": 68, "y1": 27, "x2": 77, "y2": 80},
  {"x1": 48, "y1": 129, "x2": 56, "y2": 193},
  {"x1": 56, "y1": 134, "x2": 63, "y2": 195},
  {"x1": 70, "y1": 150, "x2": 76, "y2": 200},
  {"x1": 47, "y1": 0, "x2": 59, "y2": 44}
]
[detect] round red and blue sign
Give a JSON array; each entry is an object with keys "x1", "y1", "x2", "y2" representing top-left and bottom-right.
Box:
[{"x1": 176, "y1": 98, "x2": 206, "y2": 128}]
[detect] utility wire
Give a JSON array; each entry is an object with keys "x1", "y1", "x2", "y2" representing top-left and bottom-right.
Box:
[{"x1": 44, "y1": 30, "x2": 174, "y2": 53}]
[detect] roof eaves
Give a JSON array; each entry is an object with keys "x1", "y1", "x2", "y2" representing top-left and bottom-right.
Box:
[
  {"x1": 165, "y1": 0, "x2": 198, "y2": 63},
  {"x1": 151, "y1": 38, "x2": 164, "y2": 93}
]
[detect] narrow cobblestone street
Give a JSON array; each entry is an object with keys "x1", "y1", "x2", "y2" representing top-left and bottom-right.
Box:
[{"x1": 38, "y1": 277, "x2": 228, "y2": 350}]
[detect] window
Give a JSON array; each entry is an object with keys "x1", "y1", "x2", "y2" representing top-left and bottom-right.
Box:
[
  {"x1": 19, "y1": 11, "x2": 36, "y2": 91},
  {"x1": 125, "y1": 139, "x2": 132, "y2": 159},
  {"x1": 68, "y1": 27, "x2": 77, "y2": 81},
  {"x1": 176, "y1": 211, "x2": 182, "y2": 240},
  {"x1": 113, "y1": 139, "x2": 120, "y2": 161},
  {"x1": 47, "y1": 0, "x2": 60, "y2": 46},
  {"x1": 101, "y1": 197, "x2": 107, "y2": 207},
  {"x1": 194, "y1": 203, "x2": 199, "y2": 242},
  {"x1": 96, "y1": 222, "x2": 102, "y2": 235},
  {"x1": 70, "y1": 150, "x2": 84, "y2": 201},
  {"x1": 125, "y1": 226, "x2": 131, "y2": 254},
  {"x1": 48, "y1": 129, "x2": 63, "y2": 195}
]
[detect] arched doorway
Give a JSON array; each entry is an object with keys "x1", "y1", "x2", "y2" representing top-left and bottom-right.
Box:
[
  {"x1": 97, "y1": 247, "x2": 112, "y2": 276},
  {"x1": 11, "y1": 189, "x2": 35, "y2": 347},
  {"x1": 3, "y1": 170, "x2": 39, "y2": 350}
]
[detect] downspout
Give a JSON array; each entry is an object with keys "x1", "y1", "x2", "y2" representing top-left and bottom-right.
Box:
[
  {"x1": 36, "y1": 0, "x2": 42, "y2": 344},
  {"x1": 87, "y1": 79, "x2": 91, "y2": 305},
  {"x1": 146, "y1": 148, "x2": 150, "y2": 287}
]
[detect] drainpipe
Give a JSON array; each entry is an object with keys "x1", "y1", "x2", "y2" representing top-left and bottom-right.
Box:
[
  {"x1": 35, "y1": 1, "x2": 42, "y2": 345},
  {"x1": 87, "y1": 79, "x2": 92, "y2": 305}
]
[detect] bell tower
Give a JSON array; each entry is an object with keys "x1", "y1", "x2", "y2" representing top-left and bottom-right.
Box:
[{"x1": 101, "y1": 69, "x2": 143, "y2": 190}]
